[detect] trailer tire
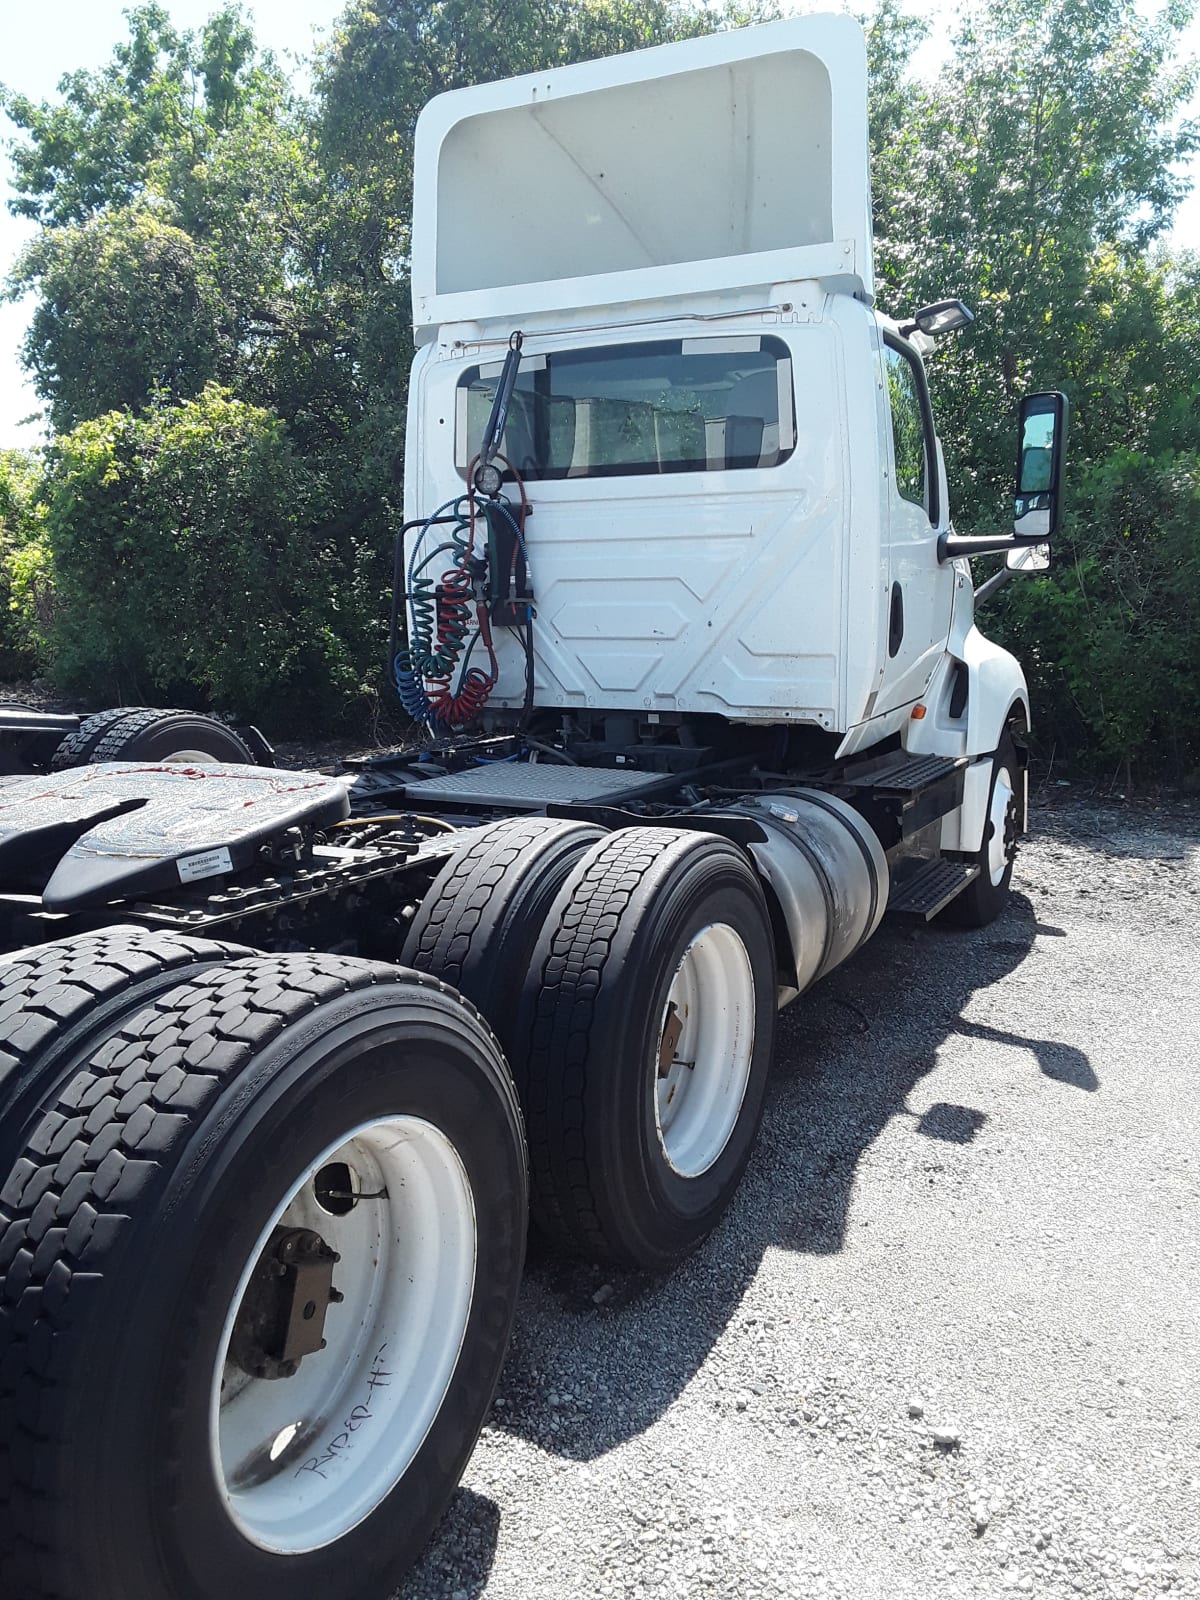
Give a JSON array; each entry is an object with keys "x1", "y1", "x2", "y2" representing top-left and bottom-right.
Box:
[
  {"x1": 401, "y1": 816, "x2": 605, "y2": 1054},
  {"x1": 0, "y1": 954, "x2": 526, "y2": 1600},
  {"x1": 0, "y1": 927, "x2": 251, "y2": 1186},
  {"x1": 49, "y1": 706, "x2": 150, "y2": 769},
  {"x1": 941, "y1": 735, "x2": 1021, "y2": 928},
  {"x1": 517, "y1": 827, "x2": 776, "y2": 1269},
  {"x1": 86, "y1": 707, "x2": 257, "y2": 765}
]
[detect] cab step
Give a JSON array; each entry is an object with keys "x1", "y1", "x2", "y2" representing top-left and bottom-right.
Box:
[
  {"x1": 840, "y1": 752, "x2": 967, "y2": 796},
  {"x1": 834, "y1": 753, "x2": 968, "y2": 850},
  {"x1": 887, "y1": 858, "x2": 980, "y2": 920}
]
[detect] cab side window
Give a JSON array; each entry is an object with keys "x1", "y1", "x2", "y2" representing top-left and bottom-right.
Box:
[{"x1": 885, "y1": 344, "x2": 931, "y2": 517}]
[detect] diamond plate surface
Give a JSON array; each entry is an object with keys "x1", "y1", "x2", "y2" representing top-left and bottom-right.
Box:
[{"x1": 403, "y1": 762, "x2": 666, "y2": 807}]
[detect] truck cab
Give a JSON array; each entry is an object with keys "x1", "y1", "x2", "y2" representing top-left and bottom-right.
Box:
[{"x1": 401, "y1": 14, "x2": 1062, "y2": 885}]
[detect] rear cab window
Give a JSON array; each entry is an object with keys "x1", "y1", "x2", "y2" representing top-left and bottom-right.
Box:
[{"x1": 456, "y1": 336, "x2": 796, "y2": 480}]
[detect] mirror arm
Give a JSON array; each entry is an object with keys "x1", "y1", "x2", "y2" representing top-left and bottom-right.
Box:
[
  {"x1": 973, "y1": 564, "x2": 1013, "y2": 606},
  {"x1": 937, "y1": 532, "x2": 1048, "y2": 562}
]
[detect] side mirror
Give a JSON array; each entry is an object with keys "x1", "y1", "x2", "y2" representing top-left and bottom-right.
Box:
[
  {"x1": 899, "y1": 299, "x2": 975, "y2": 338},
  {"x1": 1013, "y1": 391, "x2": 1069, "y2": 545}
]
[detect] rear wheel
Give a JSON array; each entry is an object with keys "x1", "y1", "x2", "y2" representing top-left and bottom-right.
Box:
[
  {"x1": 0, "y1": 954, "x2": 527, "y2": 1600},
  {"x1": 86, "y1": 708, "x2": 256, "y2": 765},
  {"x1": 516, "y1": 828, "x2": 776, "y2": 1269},
  {"x1": 401, "y1": 816, "x2": 605, "y2": 1055},
  {"x1": 0, "y1": 927, "x2": 250, "y2": 1183},
  {"x1": 50, "y1": 707, "x2": 149, "y2": 769}
]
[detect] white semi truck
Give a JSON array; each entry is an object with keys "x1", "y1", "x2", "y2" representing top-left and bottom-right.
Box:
[{"x1": 0, "y1": 17, "x2": 1067, "y2": 1600}]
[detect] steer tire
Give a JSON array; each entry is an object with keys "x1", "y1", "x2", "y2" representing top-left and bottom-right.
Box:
[
  {"x1": 49, "y1": 706, "x2": 150, "y2": 769},
  {"x1": 517, "y1": 827, "x2": 777, "y2": 1270},
  {"x1": 0, "y1": 953, "x2": 527, "y2": 1600},
  {"x1": 85, "y1": 707, "x2": 257, "y2": 765},
  {"x1": 401, "y1": 815, "x2": 605, "y2": 1054},
  {"x1": 0, "y1": 927, "x2": 251, "y2": 1185},
  {"x1": 940, "y1": 735, "x2": 1021, "y2": 929}
]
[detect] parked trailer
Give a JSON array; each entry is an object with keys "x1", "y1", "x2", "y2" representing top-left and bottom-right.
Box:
[
  {"x1": 0, "y1": 17, "x2": 1068, "y2": 1600},
  {"x1": 0, "y1": 702, "x2": 273, "y2": 774}
]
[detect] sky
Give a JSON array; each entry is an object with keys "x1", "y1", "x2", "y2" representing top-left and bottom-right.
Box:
[{"x1": 0, "y1": 0, "x2": 1198, "y2": 448}]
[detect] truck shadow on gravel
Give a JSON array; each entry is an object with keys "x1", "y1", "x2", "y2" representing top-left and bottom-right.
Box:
[{"x1": 398, "y1": 890, "x2": 1096, "y2": 1597}]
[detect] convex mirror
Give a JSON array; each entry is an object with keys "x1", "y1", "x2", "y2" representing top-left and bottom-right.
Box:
[{"x1": 1006, "y1": 542, "x2": 1050, "y2": 573}]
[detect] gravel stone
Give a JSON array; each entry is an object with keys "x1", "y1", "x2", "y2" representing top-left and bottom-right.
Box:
[{"x1": 393, "y1": 795, "x2": 1200, "y2": 1600}]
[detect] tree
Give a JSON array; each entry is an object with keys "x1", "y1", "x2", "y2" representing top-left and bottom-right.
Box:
[
  {"x1": 15, "y1": 208, "x2": 219, "y2": 432},
  {"x1": 873, "y1": 0, "x2": 1199, "y2": 522},
  {"x1": 3, "y1": 6, "x2": 320, "y2": 429}
]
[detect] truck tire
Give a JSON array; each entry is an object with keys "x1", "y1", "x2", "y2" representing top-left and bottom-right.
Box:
[
  {"x1": 49, "y1": 706, "x2": 150, "y2": 769},
  {"x1": 0, "y1": 953, "x2": 526, "y2": 1600},
  {"x1": 941, "y1": 734, "x2": 1021, "y2": 928},
  {"x1": 85, "y1": 707, "x2": 257, "y2": 765},
  {"x1": 0, "y1": 927, "x2": 251, "y2": 1184},
  {"x1": 516, "y1": 827, "x2": 776, "y2": 1269},
  {"x1": 401, "y1": 816, "x2": 605, "y2": 1055}
]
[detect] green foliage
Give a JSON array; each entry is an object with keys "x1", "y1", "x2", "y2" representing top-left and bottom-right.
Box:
[
  {"x1": 0, "y1": 449, "x2": 47, "y2": 676},
  {"x1": 38, "y1": 387, "x2": 383, "y2": 727},
  {"x1": 1, "y1": 0, "x2": 1197, "y2": 772},
  {"x1": 993, "y1": 449, "x2": 1200, "y2": 773},
  {"x1": 15, "y1": 208, "x2": 220, "y2": 432},
  {"x1": 868, "y1": 0, "x2": 1200, "y2": 775}
]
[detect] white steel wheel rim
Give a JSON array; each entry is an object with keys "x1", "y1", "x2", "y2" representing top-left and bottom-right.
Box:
[
  {"x1": 162, "y1": 747, "x2": 221, "y2": 763},
  {"x1": 654, "y1": 922, "x2": 756, "y2": 1178},
  {"x1": 209, "y1": 1115, "x2": 477, "y2": 1554},
  {"x1": 988, "y1": 766, "x2": 1016, "y2": 886}
]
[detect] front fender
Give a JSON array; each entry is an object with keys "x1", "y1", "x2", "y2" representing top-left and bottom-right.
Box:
[
  {"x1": 937, "y1": 627, "x2": 1029, "y2": 854},
  {"x1": 962, "y1": 625, "x2": 1030, "y2": 755}
]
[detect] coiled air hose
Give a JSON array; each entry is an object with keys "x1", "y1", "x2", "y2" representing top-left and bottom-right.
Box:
[{"x1": 393, "y1": 473, "x2": 531, "y2": 731}]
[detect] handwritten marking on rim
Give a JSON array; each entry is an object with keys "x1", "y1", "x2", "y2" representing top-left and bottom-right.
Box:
[{"x1": 296, "y1": 1344, "x2": 393, "y2": 1481}]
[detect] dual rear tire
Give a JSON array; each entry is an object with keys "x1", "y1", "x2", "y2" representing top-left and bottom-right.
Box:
[
  {"x1": 51, "y1": 707, "x2": 257, "y2": 770},
  {"x1": 0, "y1": 820, "x2": 779, "y2": 1600},
  {"x1": 405, "y1": 819, "x2": 778, "y2": 1270},
  {"x1": 0, "y1": 940, "x2": 526, "y2": 1600}
]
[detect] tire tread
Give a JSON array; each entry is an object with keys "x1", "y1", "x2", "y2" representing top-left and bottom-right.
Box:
[
  {"x1": 521, "y1": 827, "x2": 688, "y2": 1258},
  {"x1": 0, "y1": 951, "x2": 521, "y2": 1600},
  {"x1": 49, "y1": 708, "x2": 148, "y2": 771}
]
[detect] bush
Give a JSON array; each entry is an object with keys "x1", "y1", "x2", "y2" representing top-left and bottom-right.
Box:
[
  {"x1": 37, "y1": 386, "x2": 385, "y2": 729},
  {"x1": 0, "y1": 449, "x2": 48, "y2": 679},
  {"x1": 992, "y1": 448, "x2": 1200, "y2": 780}
]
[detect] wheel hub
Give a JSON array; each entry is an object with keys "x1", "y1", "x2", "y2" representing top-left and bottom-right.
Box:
[
  {"x1": 985, "y1": 766, "x2": 1019, "y2": 887},
  {"x1": 228, "y1": 1227, "x2": 343, "y2": 1381},
  {"x1": 653, "y1": 922, "x2": 756, "y2": 1179},
  {"x1": 211, "y1": 1115, "x2": 478, "y2": 1555}
]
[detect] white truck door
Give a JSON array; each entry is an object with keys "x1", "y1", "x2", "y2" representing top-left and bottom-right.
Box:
[{"x1": 876, "y1": 336, "x2": 953, "y2": 713}]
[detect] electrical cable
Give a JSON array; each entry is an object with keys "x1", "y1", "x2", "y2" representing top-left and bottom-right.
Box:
[
  {"x1": 525, "y1": 736, "x2": 577, "y2": 765},
  {"x1": 392, "y1": 391, "x2": 535, "y2": 734}
]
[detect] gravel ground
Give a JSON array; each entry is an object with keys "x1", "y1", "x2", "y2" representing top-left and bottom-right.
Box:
[{"x1": 394, "y1": 795, "x2": 1200, "y2": 1600}]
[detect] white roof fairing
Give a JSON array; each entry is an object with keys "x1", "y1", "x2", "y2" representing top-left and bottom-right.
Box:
[{"x1": 411, "y1": 16, "x2": 874, "y2": 340}]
